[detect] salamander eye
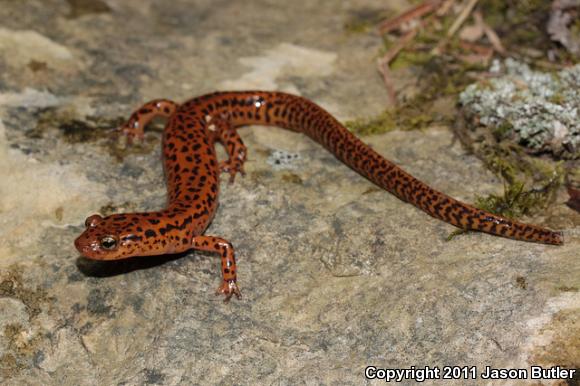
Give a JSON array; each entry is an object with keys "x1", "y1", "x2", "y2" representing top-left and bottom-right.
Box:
[{"x1": 100, "y1": 236, "x2": 118, "y2": 250}]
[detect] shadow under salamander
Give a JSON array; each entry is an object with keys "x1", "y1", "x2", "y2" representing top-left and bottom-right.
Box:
[{"x1": 75, "y1": 251, "x2": 199, "y2": 278}]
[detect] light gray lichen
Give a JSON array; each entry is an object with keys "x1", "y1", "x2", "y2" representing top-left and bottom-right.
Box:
[
  {"x1": 266, "y1": 149, "x2": 301, "y2": 169},
  {"x1": 459, "y1": 58, "x2": 579, "y2": 159}
]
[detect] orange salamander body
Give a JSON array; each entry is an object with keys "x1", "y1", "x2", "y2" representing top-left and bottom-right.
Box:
[{"x1": 74, "y1": 91, "x2": 563, "y2": 301}]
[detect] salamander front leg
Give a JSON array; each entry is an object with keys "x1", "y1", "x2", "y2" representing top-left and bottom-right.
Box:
[
  {"x1": 209, "y1": 117, "x2": 247, "y2": 183},
  {"x1": 192, "y1": 235, "x2": 241, "y2": 302},
  {"x1": 120, "y1": 99, "x2": 179, "y2": 143}
]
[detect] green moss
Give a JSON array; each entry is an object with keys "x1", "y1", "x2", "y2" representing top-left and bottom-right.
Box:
[
  {"x1": 447, "y1": 173, "x2": 561, "y2": 241},
  {"x1": 347, "y1": 56, "x2": 481, "y2": 135},
  {"x1": 471, "y1": 142, "x2": 564, "y2": 218},
  {"x1": 446, "y1": 139, "x2": 565, "y2": 242},
  {"x1": 446, "y1": 229, "x2": 468, "y2": 241},
  {"x1": 516, "y1": 276, "x2": 528, "y2": 289},
  {"x1": 481, "y1": 142, "x2": 565, "y2": 184},
  {"x1": 572, "y1": 16, "x2": 580, "y2": 39},
  {"x1": 390, "y1": 50, "x2": 434, "y2": 70},
  {"x1": 475, "y1": 180, "x2": 550, "y2": 218},
  {"x1": 281, "y1": 173, "x2": 303, "y2": 185},
  {"x1": 345, "y1": 110, "x2": 397, "y2": 135},
  {"x1": 345, "y1": 104, "x2": 442, "y2": 135},
  {"x1": 492, "y1": 121, "x2": 513, "y2": 141},
  {"x1": 557, "y1": 286, "x2": 579, "y2": 292},
  {"x1": 479, "y1": 0, "x2": 559, "y2": 57},
  {"x1": 549, "y1": 92, "x2": 566, "y2": 105}
]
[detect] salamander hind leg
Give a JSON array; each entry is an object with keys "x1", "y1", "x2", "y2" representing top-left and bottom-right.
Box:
[
  {"x1": 209, "y1": 117, "x2": 247, "y2": 183},
  {"x1": 192, "y1": 235, "x2": 241, "y2": 302},
  {"x1": 120, "y1": 99, "x2": 179, "y2": 143}
]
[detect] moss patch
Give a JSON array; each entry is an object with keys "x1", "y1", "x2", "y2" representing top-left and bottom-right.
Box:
[
  {"x1": 32, "y1": 107, "x2": 162, "y2": 161},
  {"x1": 0, "y1": 268, "x2": 51, "y2": 379},
  {"x1": 0, "y1": 270, "x2": 49, "y2": 319}
]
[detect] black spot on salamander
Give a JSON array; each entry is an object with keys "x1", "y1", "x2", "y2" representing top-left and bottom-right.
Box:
[
  {"x1": 444, "y1": 206, "x2": 453, "y2": 216},
  {"x1": 147, "y1": 219, "x2": 160, "y2": 225},
  {"x1": 145, "y1": 229, "x2": 157, "y2": 238},
  {"x1": 466, "y1": 216, "x2": 473, "y2": 229},
  {"x1": 122, "y1": 234, "x2": 142, "y2": 242},
  {"x1": 451, "y1": 212, "x2": 462, "y2": 225}
]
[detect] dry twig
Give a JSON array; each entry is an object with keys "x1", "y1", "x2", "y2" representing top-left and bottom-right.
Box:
[
  {"x1": 473, "y1": 11, "x2": 506, "y2": 55},
  {"x1": 447, "y1": 0, "x2": 479, "y2": 37},
  {"x1": 436, "y1": 0, "x2": 455, "y2": 16},
  {"x1": 433, "y1": 0, "x2": 479, "y2": 54},
  {"x1": 377, "y1": 30, "x2": 418, "y2": 105},
  {"x1": 378, "y1": 0, "x2": 440, "y2": 35}
]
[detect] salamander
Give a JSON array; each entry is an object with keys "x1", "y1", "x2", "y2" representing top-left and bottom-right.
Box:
[{"x1": 74, "y1": 91, "x2": 564, "y2": 301}]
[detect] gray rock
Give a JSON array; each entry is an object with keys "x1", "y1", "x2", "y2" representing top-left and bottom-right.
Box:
[{"x1": 460, "y1": 58, "x2": 580, "y2": 159}]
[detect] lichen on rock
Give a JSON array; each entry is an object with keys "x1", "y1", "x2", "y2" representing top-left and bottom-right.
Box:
[{"x1": 459, "y1": 58, "x2": 579, "y2": 159}]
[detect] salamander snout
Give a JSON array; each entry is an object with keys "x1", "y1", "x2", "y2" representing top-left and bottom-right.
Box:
[{"x1": 74, "y1": 214, "x2": 138, "y2": 260}]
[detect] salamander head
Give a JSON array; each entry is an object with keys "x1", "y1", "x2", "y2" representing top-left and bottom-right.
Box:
[{"x1": 74, "y1": 214, "x2": 145, "y2": 260}]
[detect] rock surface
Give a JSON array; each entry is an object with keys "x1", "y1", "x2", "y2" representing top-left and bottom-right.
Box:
[
  {"x1": 0, "y1": 0, "x2": 578, "y2": 385},
  {"x1": 460, "y1": 58, "x2": 580, "y2": 159}
]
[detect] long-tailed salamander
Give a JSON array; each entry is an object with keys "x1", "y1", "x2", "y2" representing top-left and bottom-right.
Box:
[{"x1": 74, "y1": 91, "x2": 563, "y2": 301}]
